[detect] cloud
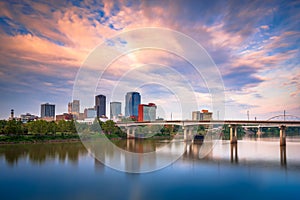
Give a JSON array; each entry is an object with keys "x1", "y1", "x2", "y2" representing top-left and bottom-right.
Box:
[
  {"x1": 0, "y1": 0, "x2": 299, "y2": 119},
  {"x1": 260, "y1": 25, "x2": 269, "y2": 30}
]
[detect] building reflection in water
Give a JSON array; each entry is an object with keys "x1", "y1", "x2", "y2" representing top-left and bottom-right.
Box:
[{"x1": 0, "y1": 139, "x2": 291, "y2": 169}]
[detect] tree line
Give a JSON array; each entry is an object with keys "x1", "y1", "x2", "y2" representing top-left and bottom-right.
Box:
[{"x1": 0, "y1": 119, "x2": 77, "y2": 135}]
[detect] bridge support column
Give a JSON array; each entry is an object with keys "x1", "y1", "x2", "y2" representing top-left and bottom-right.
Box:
[
  {"x1": 257, "y1": 126, "x2": 262, "y2": 138},
  {"x1": 188, "y1": 127, "x2": 193, "y2": 139},
  {"x1": 183, "y1": 126, "x2": 192, "y2": 141},
  {"x1": 229, "y1": 125, "x2": 237, "y2": 144},
  {"x1": 127, "y1": 128, "x2": 130, "y2": 138},
  {"x1": 183, "y1": 127, "x2": 188, "y2": 141},
  {"x1": 280, "y1": 125, "x2": 286, "y2": 146},
  {"x1": 127, "y1": 127, "x2": 136, "y2": 139}
]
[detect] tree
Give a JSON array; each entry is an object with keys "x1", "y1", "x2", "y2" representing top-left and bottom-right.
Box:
[
  {"x1": 197, "y1": 125, "x2": 205, "y2": 135},
  {"x1": 90, "y1": 119, "x2": 103, "y2": 133},
  {"x1": 222, "y1": 124, "x2": 245, "y2": 140},
  {"x1": 57, "y1": 120, "x2": 77, "y2": 135},
  {"x1": 27, "y1": 120, "x2": 49, "y2": 135},
  {"x1": 4, "y1": 120, "x2": 24, "y2": 135},
  {"x1": 67, "y1": 120, "x2": 77, "y2": 134},
  {"x1": 48, "y1": 121, "x2": 57, "y2": 135},
  {"x1": 0, "y1": 120, "x2": 7, "y2": 134},
  {"x1": 76, "y1": 121, "x2": 89, "y2": 134},
  {"x1": 101, "y1": 120, "x2": 117, "y2": 134}
]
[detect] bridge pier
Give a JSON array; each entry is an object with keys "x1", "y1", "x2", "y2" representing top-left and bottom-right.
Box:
[
  {"x1": 183, "y1": 127, "x2": 187, "y2": 141},
  {"x1": 280, "y1": 125, "x2": 286, "y2": 146},
  {"x1": 188, "y1": 127, "x2": 193, "y2": 139},
  {"x1": 183, "y1": 126, "x2": 193, "y2": 141},
  {"x1": 229, "y1": 125, "x2": 237, "y2": 144},
  {"x1": 257, "y1": 126, "x2": 263, "y2": 137},
  {"x1": 127, "y1": 127, "x2": 136, "y2": 139}
]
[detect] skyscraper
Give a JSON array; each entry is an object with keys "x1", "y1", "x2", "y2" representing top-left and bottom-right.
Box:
[
  {"x1": 95, "y1": 95, "x2": 106, "y2": 117},
  {"x1": 68, "y1": 100, "x2": 80, "y2": 114},
  {"x1": 84, "y1": 108, "x2": 97, "y2": 118},
  {"x1": 138, "y1": 103, "x2": 157, "y2": 122},
  {"x1": 125, "y1": 92, "x2": 141, "y2": 119},
  {"x1": 41, "y1": 103, "x2": 55, "y2": 119},
  {"x1": 192, "y1": 110, "x2": 213, "y2": 121},
  {"x1": 110, "y1": 102, "x2": 121, "y2": 120}
]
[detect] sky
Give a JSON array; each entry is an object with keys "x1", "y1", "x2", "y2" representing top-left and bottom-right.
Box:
[{"x1": 0, "y1": 0, "x2": 299, "y2": 120}]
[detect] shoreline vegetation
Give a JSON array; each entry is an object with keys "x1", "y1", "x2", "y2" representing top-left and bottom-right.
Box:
[
  {"x1": 0, "y1": 119, "x2": 177, "y2": 144},
  {"x1": 1, "y1": 119, "x2": 299, "y2": 145}
]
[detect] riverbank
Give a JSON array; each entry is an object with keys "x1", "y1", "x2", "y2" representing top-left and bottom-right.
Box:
[
  {"x1": 0, "y1": 134, "x2": 174, "y2": 145},
  {"x1": 0, "y1": 134, "x2": 82, "y2": 144}
]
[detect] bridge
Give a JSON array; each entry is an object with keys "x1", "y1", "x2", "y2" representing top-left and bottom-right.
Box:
[{"x1": 117, "y1": 118, "x2": 300, "y2": 146}]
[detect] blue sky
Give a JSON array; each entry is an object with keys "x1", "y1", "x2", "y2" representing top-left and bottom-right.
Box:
[{"x1": 0, "y1": 0, "x2": 299, "y2": 120}]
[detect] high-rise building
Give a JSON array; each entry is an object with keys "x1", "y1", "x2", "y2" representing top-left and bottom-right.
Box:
[
  {"x1": 192, "y1": 111, "x2": 201, "y2": 120},
  {"x1": 68, "y1": 102, "x2": 72, "y2": 113},
  {"x1": 192, "y1": 110, "x2": 213, "y2": 121},
  {"x1": 84, "y1": 108, "x2": 97, "y2": 118},
  {"x1": 138, "y1": 103, "x2": 157, "y2": 122},
  {"x1": 68, "y1": 100, "x2": 80, "y2": 114},
  {"x1": 110, "y1": 102, "x2": 121, "y2": 120},
  {"x1": 95, "y1": 95, "x2": 106, "y2": 117},
  {"x1": 41, "y1": 103, "x2": 55, "y2": 119},
  {"x1": 202, "y1": 110, "x2": 213, "y2": 121},
  {"x1": 125, "y1": 92, "x2": 141, "y2": 119}
]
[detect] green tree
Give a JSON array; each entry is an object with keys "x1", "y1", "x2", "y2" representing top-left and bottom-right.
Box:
[
  {"x1": 101, "y1": 120, "x2": 117, "y2": 134},
  {"x1": 222, "y1": 124, "x2": 245, "y2": 140},
  {"x1": 57, "y1": 120, "x2": 77, "y2": 135},
  {"x1": 76, "y1": 121, "x2": 89, "y2": 134},
  {"x1": 90, "y1": 119, "x2": 102, "y2": 133},
  {"x1": 4, "y1": 120, "x2": 24, "y2": 135},
  {"x1": 197, "y1": 125, "x2": 205, "y2": 135},
  {"x1": 0, "y1": 120, "x2": 7, "y2": 134},
  {"x1": 67, "y1": 120, "x2": 77, "y2": 134},
  {"x1": 57, "y1": 120, "x2": 67, "y2": 135},
  {"x1": 27, "y1": 120, "x2": 49, "y2": 135},
  {"x1": 48, "y1": 121, "x2": 57, "y2": 135},
  {"x1": 100, "y1": 120, "x2": 125, "y2": 138}
]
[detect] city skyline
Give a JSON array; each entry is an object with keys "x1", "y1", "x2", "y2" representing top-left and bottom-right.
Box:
[{"x1": 0, "y1": 1, "x2": 299, "y2": 120}]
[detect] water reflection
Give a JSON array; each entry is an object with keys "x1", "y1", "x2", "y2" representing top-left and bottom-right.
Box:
[
  {"x1": 0, "y1": 142, "x2": 87, "y2": 166},
  {"x1": 86, "y1": 139, "x2": 185, "y2": 173},
  {"x1": 230, "y1": 143, "x2": 238, "y2": 163},
  {"x1": 280, "y1": 146, "x2": 286, "y2": 167},
  {"x1": 0, "y1": 139, "x2": 297, "y2": 170}
]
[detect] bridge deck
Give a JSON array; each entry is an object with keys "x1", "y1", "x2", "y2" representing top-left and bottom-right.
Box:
[{"x1": 117, "y1": 120, "x2": 300, "y2": 127}]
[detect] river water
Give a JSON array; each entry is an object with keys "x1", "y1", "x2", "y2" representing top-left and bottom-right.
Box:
[{"x1": 0, "y1": 138, "x2": 300, "y2": 200}]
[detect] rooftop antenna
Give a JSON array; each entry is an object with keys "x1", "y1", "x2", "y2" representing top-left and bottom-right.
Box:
[
  {"x1": 171, "y1": 112, "x2": 172, "y2": 121},
  {"x1": 284, "y1": 110, "x2": 286, "y2": 121}
]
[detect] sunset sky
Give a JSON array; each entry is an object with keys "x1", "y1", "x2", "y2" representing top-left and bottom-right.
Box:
[{"x1": 0, "y1": 0, "x2": 299, "y2": 120}]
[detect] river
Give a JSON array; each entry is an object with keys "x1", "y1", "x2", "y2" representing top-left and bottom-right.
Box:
[{"x1": 0, "y1": 137, "x2": 300, "y2": 200}]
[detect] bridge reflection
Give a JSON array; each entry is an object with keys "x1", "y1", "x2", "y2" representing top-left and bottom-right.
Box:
[
  {"x1": 230, "y1": 143, "x2": 238, "y2": 163},
  {"x1": 179, "y1": 140, "x2": 288, "y2": 167},
  {"x1": 0, "y1": 139, "x2": 291, "y2": 170},
  {"x1": 280, "y1": 146, "x2": 286, "y2": 167}
]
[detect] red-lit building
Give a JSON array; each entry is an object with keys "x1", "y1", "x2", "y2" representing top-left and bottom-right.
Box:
[{"x1": 138, "y1": 103, "x2": 157, "y2": 122}]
